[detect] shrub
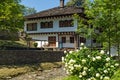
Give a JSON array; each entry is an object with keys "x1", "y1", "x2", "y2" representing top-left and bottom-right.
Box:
[
  {"x1": 62, "y1": 43, "x2": 119, "y2": 80},
  {"x1": 34, "y1": 42, "x2": 38, "y2": 48},
  {"x1": 111, "y1": 69, "x2": 120, "y2": 80}
]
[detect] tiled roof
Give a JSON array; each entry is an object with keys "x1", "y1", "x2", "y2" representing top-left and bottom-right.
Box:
[{"x1": 25, "y1": 6, "x2": 84, "y2": 20}]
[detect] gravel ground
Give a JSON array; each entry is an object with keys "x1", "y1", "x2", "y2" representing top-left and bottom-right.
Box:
[{"x1": 10, "y1": 67, "x2": 67, "y2": 80}]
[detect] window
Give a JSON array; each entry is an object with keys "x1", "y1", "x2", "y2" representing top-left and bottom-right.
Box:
[
  {"x1": 93, "y1": 39, "x2": 96, "y2": 43},
  {"x1": 59, "y1": 20, "x2": 73, "y2": 27},
  {"x1": 80, "y1": 37, "x2": 86, "y2": 43},
  {"x1": 61, "y1": 37, "x2": 66, "y2": 43},
  {"x1": 99, "y1": 28, "x2": 103, "y2": 32},
  {"x1": 95, "y1": 27, "x2": 103, "y2": 33},
  {"x1": 70, "y1": 37, "x2": 74, "y2": 43},
  {"x1": 41, "y1": 21, "x2": 53, "y2": 28},
  {"x1": 27, "y1": 23, "x2": 37, "y2": 31}
]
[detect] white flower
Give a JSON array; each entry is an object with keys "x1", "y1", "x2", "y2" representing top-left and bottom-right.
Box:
[
  {"x1": 81, "y1": 43, "x2": 84, "y2": 46},
  {"x1": 88, "y1": 55, "x2": 90, "y2": 58},
  {"x1": 107, "y1": 68, "x2": 110, "y2": 71},
  {"x1": 64, "y1": 50, "x2": 67, "y2": 54},
  {"x1": 69, "y1": 59, "x2": 76, "y2": 64},
  {"x1": 66, "y1": 70, "x2": 69, "y2": 74},
  {"x1": 83, "y1": 67, "x2": 88, "y2": 70},
  {"x1": 82, "y1": 59, "x2": 86, "y2": 64},
  {"x1": 90, "y1": 77, "x2": 96, "y2": 80},
  {"x1": 96, "y1": 73, "x2": 100, "y2": 77},
  {"x1": 82, "y1": 71, "x2": 87, "y2": 76},
  {"x1": 104, "y1": 76, "x2": 110, "y2": 80},
  {"x1": 96, "y1": 56, "x2": 101, "y2": 60},
  {"x1": 74, "y1": 64, "x2": 82, "y2": 69},
  {"x1": 80, "y1": 47, "x2": 83, "y2": 50},
  {"x1": 111, "y1": 65, "x2": 114, "y2": 68},
  {"x1": 100, "y1": 76, "x2": 103, "y2": 79},
  {"x1": 69, "y1": 51, "x2": 73, "y2": 54},
  {"x1": 61, "y1": 57, "x2": 64, "y2": 62},
  {"x1": 92, "y1": 57, "x2": 96, "y2": 61},
  {"x1": 87, "y1": 78, "x2": 91, "y2": 80},
  {"x1": 100, "y1": 50, "x2": 105, "y2": 54},
  {"x1": 84, "y1": 46, "x2": 87, "y2": 49},
  {"x1": 76, "y1": 49, "x2": 79, "y2": 52},
  {"x1": 69, "y1": 66, "x2": 74, "y2": 70},
  {"x1": 104, "y1": 70, "x2": 108, "y2": 73},
  {"x1": 79, "y1": 74, "x2": 82, "y2": 78},
  {"x1": 115, "y1": 63, "x2": 119, "y2": 67},
  {"x1": 69, "y1": 70, "x2": 73, "y2": 74},
  {"x1": 106, "y1": 57, "x2": 110, "y2": 61},
  {"x1": 105, "y1": 63, "x2": 110, "y2": 67}
]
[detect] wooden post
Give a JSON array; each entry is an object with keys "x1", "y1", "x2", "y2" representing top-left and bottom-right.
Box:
[{"x1": 74, "y1": 34, "x2": 78, "y2": 50}]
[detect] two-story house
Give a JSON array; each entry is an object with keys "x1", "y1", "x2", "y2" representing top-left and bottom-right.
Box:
[{"x1": 24, "y1": 0, "x2": 100, "y2": 50}]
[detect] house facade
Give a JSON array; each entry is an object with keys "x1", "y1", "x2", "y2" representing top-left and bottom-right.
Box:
[{"x1": 24, "y1": 0, "x2": 101, "y2": 49}]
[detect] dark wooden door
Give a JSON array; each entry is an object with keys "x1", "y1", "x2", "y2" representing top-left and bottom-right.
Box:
[{"x1": 48, "y1": 36, "x2": 56, "y2": 47}]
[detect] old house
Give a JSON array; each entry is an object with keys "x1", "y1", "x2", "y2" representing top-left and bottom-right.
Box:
[{"x1": 24, "y1": 0, "x2": 101, "y2": 50}]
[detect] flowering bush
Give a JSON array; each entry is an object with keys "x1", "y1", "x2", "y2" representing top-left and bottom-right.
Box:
[{"x1": 62, "y1": 43, "x2": 119, "y2": 80}]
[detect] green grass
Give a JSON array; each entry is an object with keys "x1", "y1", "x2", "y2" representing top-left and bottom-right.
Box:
[
  {"x1": 0, "y1": 40, "x2": 27, "y2": 48},
  {"x1": 63, "y1": 75, "x2": 79, "y2": 80}
]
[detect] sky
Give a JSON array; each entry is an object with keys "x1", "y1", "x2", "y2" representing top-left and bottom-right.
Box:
[{"x1": 21, "y1": 0, "x2": 69, "y2": 12}]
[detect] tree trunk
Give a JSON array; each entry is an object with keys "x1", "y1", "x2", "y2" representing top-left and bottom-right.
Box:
[
  {"x1": 108, "y1": 28, "x2": 111, "y2": 57},
  {"x1": 117, "y1": 44, "x2": 120, "y2": 62}
]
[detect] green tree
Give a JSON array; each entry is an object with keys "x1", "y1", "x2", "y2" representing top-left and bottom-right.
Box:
[
  {"x1": 66, "y1": 0, "x2": 84, "y2": 7},
  {"x1": 0, "y1": 0, "x2": 24, "y2": 32},
  {"x1": 23, "y1": 7, "x2": 36, "y2": 16},
  {"x1": 78, "y1": 0, "x2": 120, "y2": 57}
]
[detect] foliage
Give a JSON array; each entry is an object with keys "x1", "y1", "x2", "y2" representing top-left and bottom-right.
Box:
[
  {"x1": 62, "y1": 43, "x2": 119, "y2": 80},
  {"x1": 23, "y1": 7, "x2": 36, "y2": 16},
  {"x1": 0, "y1": 40, "x2": 27, "y2": 50},
  {"x1": 66, "y1": 0, "x2": 84, "y2": 7},
  {"x1": 82, "y1": 0, "x2": 120, "y2": 55},
  {"x1": 0, "y1": 0, "x2": 24, "y2": 32},
  {"x1": 34, "y1": 42, "x2": 38, "y2": 48},
  {"x1": 111, "y1": 68, "x2": 120, "y2": 80},
  {"x1": 74, "y1": 14, "x2": 94, "y2": 39},
  {"x1": 0, "y1": 40, "x2": 26, "y2": 47}
]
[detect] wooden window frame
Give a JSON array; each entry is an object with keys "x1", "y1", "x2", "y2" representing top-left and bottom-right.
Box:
[
  {"x1": 41, "y1": 21, "x2": 53, "y2": 28},
  {"x1": 93, "y1": 39, "x2": 96, "y2": 43},
  {"x1": 61, "y1": 37, "x2": 66, "y2": 43},
  {"x1": 59, "y1": 20, "x2": 73, "y2": 27},
  {"x1": 27, "y1": 23, "x2": 37, "y2": 31},
  {"x1": 80, "y1": 37, "x2": 86, "y2": 43},
  {"x1": 70, "y1": 37, "x2": 74, "y2": 43}
]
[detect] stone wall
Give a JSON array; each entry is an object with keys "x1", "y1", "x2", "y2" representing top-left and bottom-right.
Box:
[{"x1": 0, "y1": 50, "x2": 64, "y2": 65}]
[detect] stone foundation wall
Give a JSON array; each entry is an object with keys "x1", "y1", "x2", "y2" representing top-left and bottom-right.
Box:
[{"x1": 0, "y1": 50, "x2": 64, "y2": 65}]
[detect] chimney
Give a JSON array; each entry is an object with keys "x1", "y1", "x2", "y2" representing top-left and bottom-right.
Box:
[{"x1": 60, "y1": 0, "x2": 64, "y2": 8}]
